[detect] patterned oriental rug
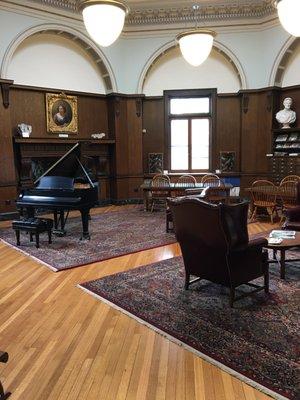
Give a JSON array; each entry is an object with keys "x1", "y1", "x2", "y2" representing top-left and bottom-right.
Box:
[
  {"x1": 79, "y1": 255, "x2": 300, "y2": 400},
  {"x1": 0, "y1": 209, "x2": 176, "y2": 271}
]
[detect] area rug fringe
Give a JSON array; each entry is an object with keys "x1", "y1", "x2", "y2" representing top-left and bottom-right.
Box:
[
  {"x1": 78, "y1": 283, "x2": 290, "y2": 400},
  {"x1": 0, "y1": 238, "x2": 58, "y2": 272}
]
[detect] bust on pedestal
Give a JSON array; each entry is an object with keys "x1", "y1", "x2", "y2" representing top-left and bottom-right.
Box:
[{"x1": 276, "y1": 97, "x2": 296, "y2": 129}]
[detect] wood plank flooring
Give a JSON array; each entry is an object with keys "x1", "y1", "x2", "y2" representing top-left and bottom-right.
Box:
[{"x1": 0, "y1": 206, "x2": 275, "y2": 400}]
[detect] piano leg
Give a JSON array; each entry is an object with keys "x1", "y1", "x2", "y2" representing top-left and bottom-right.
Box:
[
  {"x1": 53, "y1": 211, "x2": 58, "y2": 230},
  {"x1": 53, "y1": 210, "x2": 66, "y2": 236},
  {"x1": 80, "y1": 208, "x2": 91, "y2": 240},
  {"x1": 60, "y1": 211, "x2": 65, "y2": 230}
]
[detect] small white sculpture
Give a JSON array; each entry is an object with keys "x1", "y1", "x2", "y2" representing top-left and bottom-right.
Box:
[
  {"x1": 276, "y1": 97, "x2": 296, "y2": 129},
  {"x1": 18, "y1": 123, "x2": 32, "y2": 138},
  {"x1": 91, "y1": 132, "x2": 106, "y2": 139}
]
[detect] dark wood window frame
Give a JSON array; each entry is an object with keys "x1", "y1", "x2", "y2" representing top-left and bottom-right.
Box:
[{"x1": 164, "y1": 88, "x2": 217, "y2": 173}]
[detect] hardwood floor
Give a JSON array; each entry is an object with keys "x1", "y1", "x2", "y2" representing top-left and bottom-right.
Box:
[{"x1": 0, "y1": 206, "x2": 275, "y2": 400}]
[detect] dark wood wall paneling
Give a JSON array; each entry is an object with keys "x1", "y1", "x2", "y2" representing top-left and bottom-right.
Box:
[
  {"x1": 142, "y1": 98, "x2": 165, "y2": 173},
  {"x1": 215, "y1": 94, "x2": 241, "y2": 171},
  {"x1": 240, "y1": 91, "x2": 273, "y2": 174},
  {"x1": 0, "y1": 79, "x2": 17, "y2": 214},
  {"x1": 107, "y1": 95, "x2": 144, "y2": 201},
  {"x1": 1, "y1": 83, "x2": 300, "y2": 216},
  {"x1": 10, "y1": 87, "x2": 109, "y2": 139}
]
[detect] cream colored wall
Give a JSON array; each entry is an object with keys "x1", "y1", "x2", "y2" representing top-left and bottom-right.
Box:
[
  {"x1": 143, "y1": 47, "x2": 241, "y2": 95},
  {"x1": 7, "y1": 33, "x2": 106, "y2": 93}
]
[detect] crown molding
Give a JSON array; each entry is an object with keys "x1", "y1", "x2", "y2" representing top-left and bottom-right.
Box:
[
  {"x1": 3, "y1": 0, "x2": 277, "y2": 26},
  {"x1": 126, "y1": 1, "x2": 276, "y2": 26}
]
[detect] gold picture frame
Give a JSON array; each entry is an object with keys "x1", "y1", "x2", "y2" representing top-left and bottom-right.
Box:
[{"x1": 46, "y1": 93, "x2": 78, "y2": 134}]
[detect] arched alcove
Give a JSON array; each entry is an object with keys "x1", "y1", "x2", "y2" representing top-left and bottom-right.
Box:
[
  {"x1": 270, "y1": 37, "x2": 300, "y2": 87},
  {"x1": 139, "y1": 41, "x2": 245, "y2": 95},
  {"x1": 281, "y1": 39, "x2": 300, "y2": 87},
  {"x1": 1, "y1": 24, "x2": 117, "y2": 93}
]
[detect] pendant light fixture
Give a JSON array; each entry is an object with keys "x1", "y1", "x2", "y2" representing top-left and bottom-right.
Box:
[
  {"x1": 176, "y1": 5, "x2": 216, "y2": 67},
  {"x1": 276, "y1": 0, "x2": 300, "y2": 37},
  {"x1": 79, "y1": 0, "x2": 129, "y2": 47}
]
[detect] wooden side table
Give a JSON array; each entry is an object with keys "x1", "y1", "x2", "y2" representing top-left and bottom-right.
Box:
[{"x1": 265, "y1": 232, "x2": 300, "y2": 279}]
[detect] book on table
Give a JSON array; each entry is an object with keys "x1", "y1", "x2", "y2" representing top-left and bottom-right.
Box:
[
  {"x1": 268, "y1": 238, "x2": 283, "y2": 244},
  {"x1": 269, "y1": 230, "x2": 296, "y2": 239}
]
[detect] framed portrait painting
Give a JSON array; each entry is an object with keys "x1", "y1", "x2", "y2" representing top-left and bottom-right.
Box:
[{"x1": 46, "y1": 93, "x2": 78, "y2": 134}]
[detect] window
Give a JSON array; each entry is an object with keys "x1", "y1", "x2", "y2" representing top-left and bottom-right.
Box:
[{"x1": 165, "y1": 89, "x2": 215, "y2": 172}]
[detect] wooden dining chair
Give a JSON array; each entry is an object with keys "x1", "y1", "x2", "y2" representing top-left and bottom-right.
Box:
[
  {"x1": 249, "y1": 180, "x2": 277, "y2": 223},
  {"x1": 150, "y1": 174, "x2": 171, "y2": 212},
  {"x1": 201, "y1": 174, "x2": 221, "y2": 187},
  {"x1": 280, "y1": 175, "x2": 300, "y2": 185},
  {"x1": 174, "y1": 174, "x2": 196, "y2": 196},
  {"x1": 279, "y1": 180, "x2": 298, "y2": 222}
]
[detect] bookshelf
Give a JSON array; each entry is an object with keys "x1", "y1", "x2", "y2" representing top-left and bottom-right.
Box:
[{"x1": 272, "y1": 128, "x2": 300, "y2": 155}]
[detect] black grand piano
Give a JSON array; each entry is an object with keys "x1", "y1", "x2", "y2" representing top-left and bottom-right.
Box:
[{"x1": 16, "y1": 143, "x2": 99, "y2": 240}]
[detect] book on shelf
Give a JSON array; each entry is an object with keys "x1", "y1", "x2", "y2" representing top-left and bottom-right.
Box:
[
  {"x1": 275, "y1": 134, "x2": 288, "y2": 142},
  {"x1": 269, "y1": 230, "x2": 296, "y2": 239},
  {"x1": 289, "y1": 133, "x2": 298, "y2": 141}
]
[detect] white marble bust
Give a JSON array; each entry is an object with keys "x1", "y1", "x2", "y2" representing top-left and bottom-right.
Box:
[{"x1": 276, "y1": 97, "x2": 296, "y2": 129}]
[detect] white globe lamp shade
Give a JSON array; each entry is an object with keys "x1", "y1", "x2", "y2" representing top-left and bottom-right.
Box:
[
  {"x1": 276, "y1": 0, "x2": 300, "y2": 37},
  {"x1": 80, "y1": 1, "x2": 129, "y2": 47},
  {"x1": 176, "y1": 30, "x2": 216, "y2": 67}
]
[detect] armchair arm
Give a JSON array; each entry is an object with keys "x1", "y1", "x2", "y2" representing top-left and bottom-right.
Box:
[
  {"x1": 247, "y1": 237, "x2": 268, "y2": 248},
  {"x1": 286, "y1": 205, "x2": 300, "y2": 222},
  {"x1": 231, "y1": 237, "x2": 268, "y2": 253},
  {"x1": 185, "y1": 187, "x2": 206, "y2": 197}
]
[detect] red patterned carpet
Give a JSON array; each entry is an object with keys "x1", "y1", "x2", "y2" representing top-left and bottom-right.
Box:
[
  {"x1": 80, "y1": 255, "x2": 300, "y2": 400},
  {"x1": 0, "y1": 209, "x2": 176, "y2": 271}
]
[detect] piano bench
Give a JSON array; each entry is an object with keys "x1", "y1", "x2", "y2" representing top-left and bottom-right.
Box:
[{"x1": 12, "y1": 218, "x2": 53, "y2": 249}]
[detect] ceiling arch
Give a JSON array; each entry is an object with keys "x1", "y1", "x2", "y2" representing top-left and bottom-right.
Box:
[
  {"x1": 0, "y1": 23, "x2": 117, "y2": 93},
  {"x1": 269, "y1": 36, "x2": 300, "y2": 87},
  {"x1": 137, "y1": 39, "x2": 247, "y2": 94}
]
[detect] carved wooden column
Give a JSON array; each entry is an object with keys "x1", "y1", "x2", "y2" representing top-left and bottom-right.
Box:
[
  {"x1": 0, "y1": 79, "x2": 17, "y2": 215},
  {"x1": 107, "y1": 94, "x2": 144, "y2": 201}
]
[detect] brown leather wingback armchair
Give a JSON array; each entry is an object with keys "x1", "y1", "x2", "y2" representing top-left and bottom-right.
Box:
[{"x1": 168, "y1": 197, "x2": 269, "y2": 307}]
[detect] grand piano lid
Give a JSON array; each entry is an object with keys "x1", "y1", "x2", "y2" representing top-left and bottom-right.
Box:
[{"x1": 34, "y1": 142, "x2": 95, "y2": 188}]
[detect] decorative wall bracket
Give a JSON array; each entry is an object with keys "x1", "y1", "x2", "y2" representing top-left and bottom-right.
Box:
[
  {"x1": 135, "y1": 99, "x2": 142, "y2": 118},
  {"x1": 115, "y1": 97, "x2": 121, "y2": 117},
  {"x1": 0, "y1": 79, "x2": 14, "y2": 109},
  {"x1": 242, "y1": 95, "x2": 250, "y2": 114}
]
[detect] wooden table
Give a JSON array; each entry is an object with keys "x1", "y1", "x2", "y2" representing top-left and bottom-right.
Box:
[
  {"x1": 245, "y1": 186, "x2": 297, "y2": 203},
  {"x1": 265, "y1": 231, "x2": 300, "y2": 279},
  {"x1": 140, "y1": 183, "x2": 232, "y2": 211}
]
